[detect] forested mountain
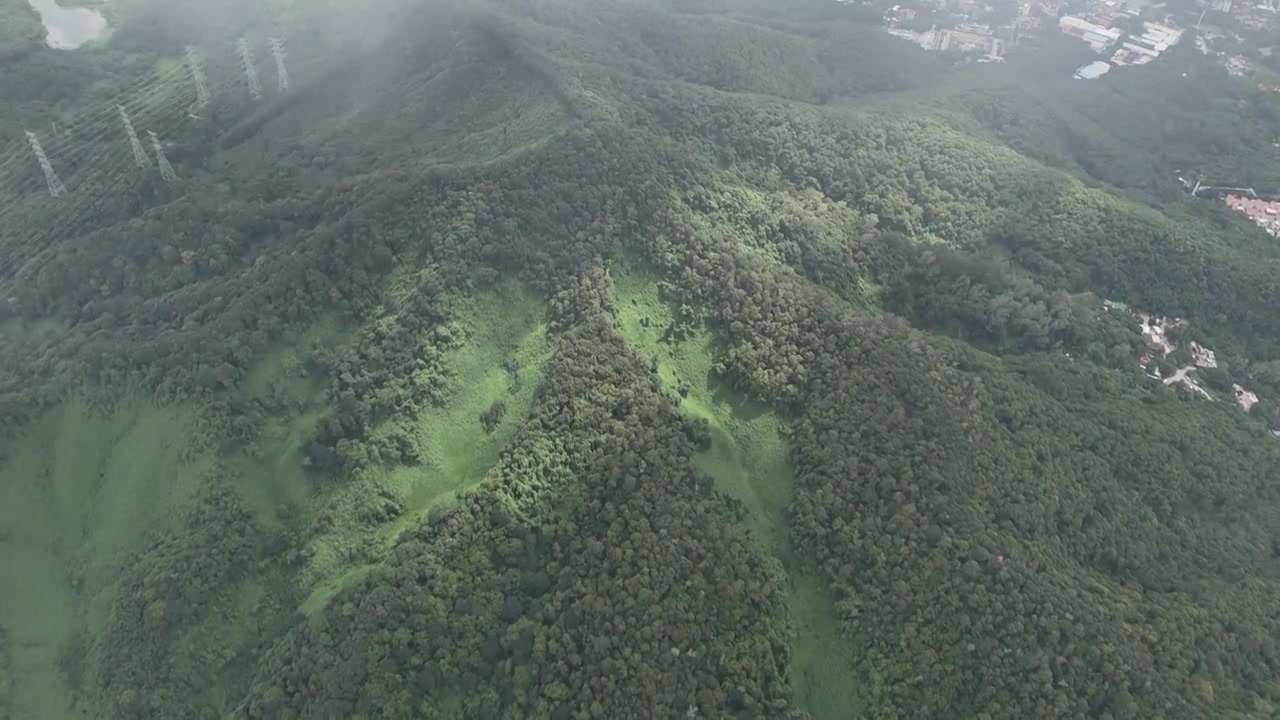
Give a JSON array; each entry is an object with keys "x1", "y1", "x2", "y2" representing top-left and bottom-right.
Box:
[{"x1": 2, "y1": 0, "x2": 1280, "y2": 718}]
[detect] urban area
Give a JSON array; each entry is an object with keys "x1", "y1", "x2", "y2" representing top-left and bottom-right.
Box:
[
  {"x1": 860, "y1": 0, "x2": 1280, "y2": 81},
  {"x1": 1175, "y1": 177, "x2": 1280, "y2": 238},
  {"x1": 844, "y1": 0, "x2": 1280, "y2": 434},
  {"x1": 1223, "y1": 193, "x2": 1280, "y2": 235}
]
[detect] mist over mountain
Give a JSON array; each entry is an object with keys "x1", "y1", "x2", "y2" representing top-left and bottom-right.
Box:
[{"x1": 1, "y1": 0, "x2": 1280, "y2": 718}]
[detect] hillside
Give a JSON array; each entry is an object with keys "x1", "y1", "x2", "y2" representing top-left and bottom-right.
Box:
[{"x1": 2, "y1": 0, "x2": 1280, "y2": 718}]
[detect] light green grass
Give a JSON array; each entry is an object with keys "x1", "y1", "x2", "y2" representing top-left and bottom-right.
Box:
[
  {"x1": 385, "y1": 279, "x2": 550, "y2": 517},
  {"x1": 298, "y1": 564, "x2": 379, "y2": 617},
  {"x1": 613, "y1": 268, "x2": 791, "y2": 547},
  {"x1": 0, "y1": 391, "x2": 215, "y2": 719},
  {"x1": 0, "y1": 381, "x2": 318, "y2": 718},
  {"x1": 612, "y1": 267, "x2": 867, "y2": 719},
  {"x1": 297, "y1": 278, "x2": 550, "y2": 614},
  {"x1": 229, "y1": 316, "x2": 342, "y2": 527}
]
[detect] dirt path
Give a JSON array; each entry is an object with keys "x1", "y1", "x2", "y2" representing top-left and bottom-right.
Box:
[{"x1": 1163, "y1": 366, "x2": 1213, "y2": 400}]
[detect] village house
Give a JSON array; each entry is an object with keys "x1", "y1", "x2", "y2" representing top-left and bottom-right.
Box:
[
  {"x1": 1234, "y1": 384, "x2": 1259, "y2": 411},
  {"x1": 1190, "y1": 342, "x2": 1218, "y2": 369}
]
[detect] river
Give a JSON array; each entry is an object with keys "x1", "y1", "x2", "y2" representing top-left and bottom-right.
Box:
[{"x1": 26, "y1": 0, "x2": 107, "y2": 49}]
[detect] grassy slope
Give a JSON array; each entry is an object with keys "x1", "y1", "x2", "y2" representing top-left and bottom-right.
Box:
[
  {"x1": 1, "y1": 9, "x2": 567, "y2": 713},
  {"x1": 0, "y1": 277, "x2": 552, "y2": 712},
  {"x1": 228, "y1": 315, "x2": 344, "y2": 528},
  {"x1": 376, "y1": 277, "x2": 550, "y2": 534},
  {"x1": 12, "y1": 0, "x2": 1274, "y2": 716},
  {"x1": 0, "y1": 393, "x2": 215, "y2": 718},
  {"x1": 297, "y1": 278, "x2": 550, "y2": 615},
  {"x1": 611, "y1": 267, "x2": 871, "y2": 718}
]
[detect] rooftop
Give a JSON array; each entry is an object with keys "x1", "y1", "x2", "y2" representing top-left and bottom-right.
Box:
[{"x1": 1075, "y1": 60, "x2": 1112, "y2": 78}]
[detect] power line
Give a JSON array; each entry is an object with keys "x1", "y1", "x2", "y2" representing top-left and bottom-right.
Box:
[
  {"x1": 0, "y1": 40, "x2": 247, "y2": 175},
  {"x1": 41, "y1": 69, "x2": 206, "y2": 162},
  {"x1": 25, "y1": 132, "x2": 65, "y2": 197},
  {"x1": 0, "y1": 88, "x2": 191, "y2": 206},
  {"x1": 0, "y1": 73, "x2": 187, "y2": 191},
  {"x1": 186, "y1": 45, "x2": 212, "y2": 108},
  {"x1": 0, "y1": 33, "x2": 289, "y2": 179},
  {"x1": 238, "y1": 38, "x2": 262, "y2": 101},
  {"x1": 3, "y1": 147, "x2": 131, "y2": 236},
  {"x1": 44, "y1": 85, "x2": 196, "y2": 164},
  {"x1": 0, "y1": 64, "x2": 190, "y2": 175},
  {"x1": 54, "y1": 51, "x2": 251, "y2": 152},
  {"x1": 0, "y1": 163, "x2": 136, "y2": 283},
  {"x1": 119, "y1": 105, "x2": 151, "y2": 168},
  {"x1": 270, "y1": 36, "x2": 290, "y2": 93},
  {"x1": 148, "y1": 131, "x2": 177, "y2": 182},
  {"x1": 0, "y1": 23, "x2": 317, "y2": 297},
  {"x1": 0, "y1": 9, "x2": 315, "y2": 170},
  {"x1": 0, "y1": 63, "x2": 246, "y2": 206},
  {"x1": 0, "y1": 75, "x2": 220, "y2": 284},
  {"x1": 2, "y1": 107, "x2": 163, "y2": 248}
]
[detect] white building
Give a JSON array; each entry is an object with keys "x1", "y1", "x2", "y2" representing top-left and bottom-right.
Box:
[
  {"x1": 1075, "y1": 60, "x2": 1112, "y2": 79},
  {"x1": 1059, "y1": 16, "x2": 1123, "y2": 52},
  {"x1": 1190, "y1": 342, "x2": 1218, "y2": 369},
  {"x1": 1233, "y1": 384, "x2": 1259, "y2": 411},
  {"x1": 1133, "y1": 22, "x2": 1183, "y2": 52}
]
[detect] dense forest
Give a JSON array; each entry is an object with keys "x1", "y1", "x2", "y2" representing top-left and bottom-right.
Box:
[{"x1": 2, "y1": 0, "x2": 1280, "y2": 718}]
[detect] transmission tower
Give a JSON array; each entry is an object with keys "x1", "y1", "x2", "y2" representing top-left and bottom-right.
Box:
[
  {"x1": 269, "y1": 36, "x2": 290, "y2": 93},
  {"x1": 185, "y1": 45, "x2": 211, "y2": 107},
  {"x1": 147, "y1": 131, "x2": 177, "y2": 182},
  {"x1": 117, "y1": 105, "x2": 150, "y2": 167},
  {"x1": 25, "y1": 131, "x2": 66, "y2": 197},
  {"x1": 238, "y1": 38, "x2": 262, "y2": 100}
]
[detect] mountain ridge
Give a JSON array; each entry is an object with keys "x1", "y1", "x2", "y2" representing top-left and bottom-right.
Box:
[{"x1": 1, "y1": 1, "x2": 1279, "y2": 718}]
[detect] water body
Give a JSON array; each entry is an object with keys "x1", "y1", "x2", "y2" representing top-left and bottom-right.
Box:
[{"x1": 26, "y1": 0, "x2": 107, "y2": 49}]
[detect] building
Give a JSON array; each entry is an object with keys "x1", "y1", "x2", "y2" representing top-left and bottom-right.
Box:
[
  {"x1": 1138, "y1": 312, "x2": 1178, "y2": 356},
  {"x1": 1224, "y1": 55, "x2": 1255, "y2": 75},
  {"x1": 1059, "y1": 16, "x2": 1123, "y2": 52},
  {"x1": 1234, "y1": 384, "x2": 1259, "y2": 411},
  {"x1": 1075, "y1": 60, "x2": 1112, "y2": 78},
  {"x1": 1110, "y1": 22, "x2": 1183, "y2": 65},
  {"x1": 937, "y1": 25, "x2": 1005, "y2": 59},
  {"x1": 1225, "y1": 194, "x2": 1280, "y2": 236},
  {"x1": 1134, "y1": 22, "x2": 1183, "y2": 52},
  {"x1": 913, "y1": 23, "x2": 1005, "y2": 60},
  {"x1": 886, "y1": 27, "x2": 925, "y2": 44},
  {"x1": 1190, "y1": 342, "x2": 1218, "y2": 369},
  {"x1": 884, "y1": 5, "x2": 916, "y2": 23},
  {"x1": 1113, "y1": 41, "x2": 1160, "y2": 64}
]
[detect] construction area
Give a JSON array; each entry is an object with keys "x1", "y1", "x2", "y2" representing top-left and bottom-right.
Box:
[{"x1": 1130, "y1": 309, "x2": 1262, "y2": 412}]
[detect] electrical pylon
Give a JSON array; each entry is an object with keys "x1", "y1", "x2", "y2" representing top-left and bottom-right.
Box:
[
  {"x1": 238, "y1": 38, "x2": 262, "y2": 100},
  {"x1": 25, "y1": 131, "x2": 65, "y2": 197},
  {"x1": 269, "y1": 36, "x2": 290, "y2": 93},
  {"x1": 185, "y1": 45, "x2": 211, "y2": 107},
  {"x1": 147, "y1": 130, "x2": 177, "y2": 182},
  {"x1": 118, "y1": 105, "x2": 150, "y2": 167}
]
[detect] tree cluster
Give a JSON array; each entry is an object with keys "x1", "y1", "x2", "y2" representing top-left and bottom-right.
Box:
[{"x1": 239, "y1": 268, "x2": 801, "y2": 719}]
